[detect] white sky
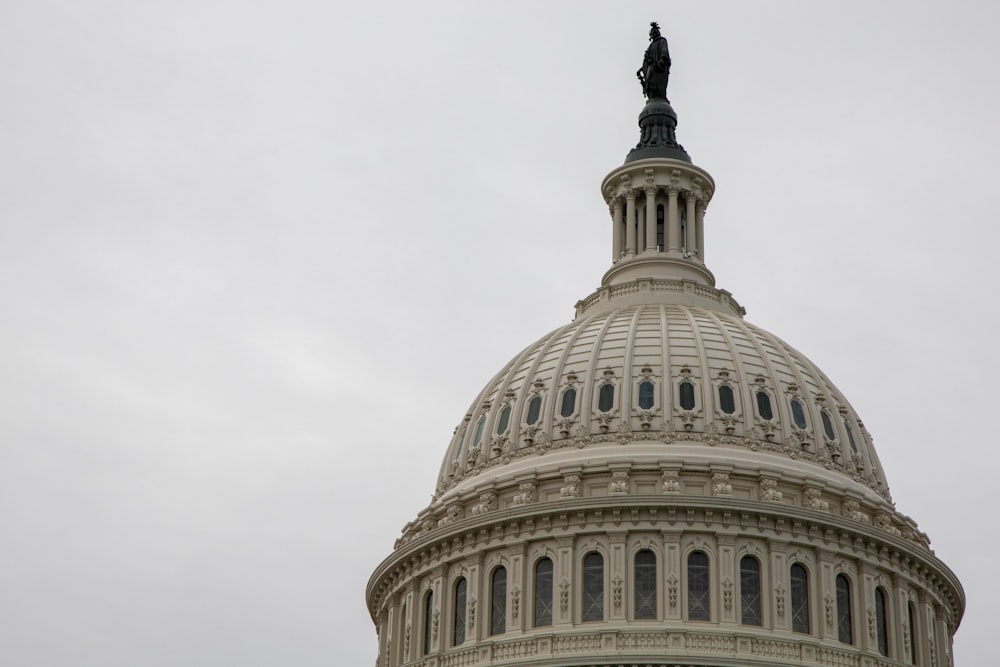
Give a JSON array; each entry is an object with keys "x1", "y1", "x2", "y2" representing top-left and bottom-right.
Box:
[{"x1": 1, "y1": 2, "x2": 996, "y2": 665}]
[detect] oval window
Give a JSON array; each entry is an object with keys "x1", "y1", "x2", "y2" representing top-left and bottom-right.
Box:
[
  {"x1": 845, "y1": 420, "x2": 858, "y2": 453},
  {"x1": 756, "y1": 391, "x2": 773, "y2": 421},
  {"x1": 679, "y1": 381, "x2": 695, "y2": 411},
  {"x1": 526, "y1": 396, "x2": 542, "y2": 425},
  {"x1": 598, "y1": 383, "x2": 614, "y2": 412},
  {"x1": 821, "y1": 410, "x2": 836, "y2": 440},
  {"x1": 638, "y1": 381, "x2": 655, "y2": 410},
  {"x1": 560, "y1": 388, "x2": 577, "y2": 417},
  {"x1": 496, "y1": 405, "x2": 511, "y2": 435},
  {"x1": 718, "y1": 385, "x2": 736, "y2": 414},
  {"x1": 472, "y1": 417, "x2": 485, "y2": 448},
  {"x1": 790, "y1": 399, "x2": 807, "y2": 429}
]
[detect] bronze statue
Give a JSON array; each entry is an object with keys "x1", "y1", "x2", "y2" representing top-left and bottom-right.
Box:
[{"x1": 637, "y1": 22, "x2": 671, "y2": 100}]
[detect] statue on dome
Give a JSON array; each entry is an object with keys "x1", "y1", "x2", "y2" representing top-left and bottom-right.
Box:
[{"x1": 637, "y1": 22, "x2": 671, "y2": 100}]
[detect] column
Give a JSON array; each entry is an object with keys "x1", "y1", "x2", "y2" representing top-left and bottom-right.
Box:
[
  {"x1": 625, "y1": 190, "x2": 637, "y2": 256},
  {"x1": 685, "y1": 193, "x2": 697, "y2": 256},
  {"x1": 667, "y1": 187, "x2": 680, "y2": 254},
  {"x1": 611, "y1": 196, "x2": 624, "y2": 261},
  {"x1": 695, "y1": 197, "x2": 706, "y2": 261},
  {"x1": 645, "y1": 185, "x2": 657, "y2": 252}
]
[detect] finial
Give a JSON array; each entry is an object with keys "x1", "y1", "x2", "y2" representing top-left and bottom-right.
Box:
[{"x1": 637, "y1": 21, "x2": 671, "y2": 101}]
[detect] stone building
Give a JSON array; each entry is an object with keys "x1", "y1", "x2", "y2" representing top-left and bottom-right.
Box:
[{"x1": 366, "y1": 37, "x2": 963, "y2": 667}]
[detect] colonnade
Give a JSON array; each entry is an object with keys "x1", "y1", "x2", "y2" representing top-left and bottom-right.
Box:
[{"x1": 610, "y1": 183, "x2": 707, "y2": 263}]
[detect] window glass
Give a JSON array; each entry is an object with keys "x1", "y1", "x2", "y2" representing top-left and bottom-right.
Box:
[
  {"x1": 908, "y1": 601, "x2": 918, "y2": 664},
  {"x1": 679, "y1": 381, "x2": 695, "y2": 411},
  {"x1": 718, "y1": 385, "x2": 736, "y2": 414},
  {"x1": 582, "y1": 553, "x2": 604, "y2": 622},
  {"x1": 560, "y1": 388, "x2": 577, "y2": 417},
  {"x1": 423, "y1": 592, "x2": 434, "y2": 655},
  {"x1": 638, "y1": 381, "x2": 655, "y2": 410},
  {"x1": 491, "y1": 567, "x2": 507, "y2": 636},
  {"x1": 534, "y1": 559, "x2": 553, "y2": 627},
  {"x1": 790, "y1": 398, "x2": 807, "y2": 429},
  {"x1": 821, "y1": 410, "x2": 836, "y2": 440},
  {"x1": 496, "y1": 405, "x2": 511, "y2": 435},
  {"x1": 687, "y1": 551, "x2": 710, "y2": 621},
  {"x1": 453, "y1": 578, "x2": 467, "y2": 645},
  {"x1": 598, "y1": 383, "x2": 614, "y2": 412},
  {"x1": 845, "y1": 421, "x2": 858, "y2": 453},
  {"x1": 656, "y1": 204, "x2": 665, "y2": 249},
  {"x1": 472, "y1": 418, "x2": 485, "y2": 449},
  {"x1": 875, "y1": 587, "x2": 889, "y2": 657},
  {"x1": 739, "y1": 556, "x2": 761, "y2": 626},
  {"x1": 836, "y1": 575, "x2": 852, "y2": 644},
  {"x1": 526, "y1": 396, "x2": 542, "y2": 425},
  {"x1": 790, "y1": 564, "x2": 810, "y2": 634},
  {"x1": 634, "y1": 550, "x2": 657, "y2": 619},
  {"x1": 756, "y1": 391, "x2": 773, "y2": 421}
]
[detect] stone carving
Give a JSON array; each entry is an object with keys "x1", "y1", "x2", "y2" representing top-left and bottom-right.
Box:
[
  {"x1": 597, "y1": 412, "x2": 614, "y2": 432},
  {"x1": 432, "y1": 609, "x2": 439, "y2": 641},
  {"x1": 467, "y1": 596, "x2": 476, "y2": 628},
  {"x1": 403, "y1": 623, "x2": 410, "y2": 658},
  {"x1": 843, "y1": 499, "x2": 870, "y2": 524},
  {"x1": 613, "y1": 575, "x2": 623, "y2": 609},
  {"x1": 876, "y1": 512, "x2": 902, "y2": 536},
  {"x1": 638, "y1": 410, "x2": 654, "y2": 430},
  {"x1": 512, "y1": 481, "x2": 536, "y2": 505},
  {"x1": 609, "y1": 470, "x2": 630, "y2": 494},
  {"x1": 722, "y1": 577, "x2": 733, "y2": 611},
  {"x1": 760, "y1": 478, "x2": 783, "y2": 502},
  {"x1": 471, "y1": 491, "x2": 497, "y2": 516},
  {"x1": 867, "y1": 605, "x2": 876, "y2": 639},
  {"x1": 511, "y1": 586, "x2": 520, "y2": 621},
  {"x1": 559, "y1": 578, "x2": 570, "y2": 612},
  {"x1": 824, "y1": 592, "x2": 834, "y2": 627},
  {"x1": 929, "y1": 637, "x2": 937, "y2": 667},
  {"x1": 437, "y1": 504, "x2": 464, "y2": 527},
  {"x1": 903, "y1": 621, "x2": 911, "y2": 656},
  {"x1": 560, "y1": 474, "x2": 582, "y2": 498},
  {"x1": 775, "y1": 583, "x2": 786, "y2": 617},
  {"x1": 804, "y1": 488, "x2": 829, "y2": 512},
  {"x1": 711, "y1": 472, "x2": 732, "y2": 497},
  {"x1": 667, "y1": 573, "x2": 679, "y2": 608},
  {"x1": 661, "y1": 470, "x2": 680, "y2": 493},
  {"x1": 558, "y1": 418, "x2": 574, "y2": 437}
]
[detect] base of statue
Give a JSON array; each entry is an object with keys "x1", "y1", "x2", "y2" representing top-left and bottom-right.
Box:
[{"x1": 625, "y1": 98, "x2": 691, "y2": 164}]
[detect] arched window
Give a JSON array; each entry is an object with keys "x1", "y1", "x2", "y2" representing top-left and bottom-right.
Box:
[
  {"x1": 790, "y1": 563, "x2": 810, "y2": 634},
  {"x1": 679, "y1": 381, "x2": 696, "y2": 411},
  {"x1": 526, "y1": 396, "x2": 542, "y2": 425},
  {"x1": 423, "y1": 591, "x2": 434, "y2": 655},
  {"x1": 687, "y1": 551, "x2": 710, "y2": 621},
  {"x1": 718, "y1": 385, "x2": 736, "y2": 414},
  {"x1": 496, "y1": 405, "x2": 511, "y2": 435},
  {"x1": 598, "y1": 383, "x2": 614, "y2": 412},
  {"x1": 560, "y1": 388, "x2": 577, "y2": 417},
  {"x1": 634, "y1": 550, "x2": 657, "y2": 619},
  {"x1": 739, "y1": 556, "x2": 761, "y2": 626},
  {"x1": 472, "y1": 418, "x2": 485, "y2": 449},
  {"x1": 908, "y1": 600, "x2": 918, "y2": 664},
  {"x1": 582, "y1": 552, "x2": 604, "y2": 622},
  {"x1": 875, "y1": 587, "x2": 889, "y2": 657},
  {"x1": 790, "y1": 398, "x2": 807, "y2": 429},
  {"x1": 453, "y1": 578, "x2": 467, "y2": 645},
  {"x1": 534, "y1": 558, "x2": 553, "y2": 627},
  {"x1": 845, "y1": 420, "x2": 858, "y2": 453},
  {"x1": 821, "y1": 410, "x2": 836, "y2": 440},
  {"x1": 491, "y1": 567, "x2": 507, "y2": 636},
  {"x1": 638, "y1": 381, "x2": 655, "y2": 410},
  {"x1": 836, "y1": 574, "x2": 853, "y2": 644},
  {"x1": 756, "y1": 391, "x2": 773, "y2": 421},
  {"x1": 656, "y1": 203, "x2": 665, "y2": 250}
]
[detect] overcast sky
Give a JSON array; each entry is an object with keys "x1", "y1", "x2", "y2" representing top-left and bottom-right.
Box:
[{"x1": 1, "y1": 2, "x2": 997, "y2": 665}]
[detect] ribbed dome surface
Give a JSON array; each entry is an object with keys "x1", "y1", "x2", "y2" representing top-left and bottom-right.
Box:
[{"x1": 436, "y1": 304, "x2": 890, "y2": 503}]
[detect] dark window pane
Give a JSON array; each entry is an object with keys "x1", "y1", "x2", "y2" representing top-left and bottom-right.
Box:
[
  {"x1": 790, "y1": 564, "x2": 810, "y2": 634},
  {"x1": 656, "y1": 204, "x2": 665, "y2": 249},
  {"x1": 821, "y1": 410, "x2": 836, "y2": 440},
  {"x1": 496, "y1": 406, "x2": 511, "y2": 435},
  {"x1": 756, "y1": 391, "x2": 773, "y2": 421},
  {"x1": 472, "y1": 418, "x2": 485, "y2": 448},
  {"x1": 423, "y1": 592, "x2": 434, "y2": 655},
  {"x1": 687, "y1": 551, "x2": 710, "y2": 621},
  {"x1": 790, "y1": 399, "x2": 807, "y2": 429},
  {"x1": 718, "y1": 384, "x2": 736, "y2": 414},
  {"x1": 491, "y1": 567, "x2": 507, "y2": 636},
  {"x1": 598, "y1": 383, "x2": 614, "y2": 412},
  {"x1": 560, "y1": 388, "x2": 576, "y2": 417},
  {"x1": 836, "y1": 574, "x2": 853, "y2": 644},
  {"x1": 908, "y1": 602, "x2": 918, "y2": 664},
  {"x1": 740, "y1": 556, "x2": 761, "y2": 626},
  {"x1": 638, "y1": 381, "x2": 655, "y2": 410},
  {"x1": 875, "y1": 587, "x2": 889, "y2": 657},
  {"x1": 634, "y1": 550, "x2": 657, "y2": 619},
  {"x1": 845, "y1": 421, "x2": 858, "y2": 453},
  {"x1": 526, "y1": 396, "x2": 542, "y2": 425},
  {"x1": 679, "y1": 381, "x2": 695, "y2": 411},
  {"x1": 534, "y1": 558, "x2": 553, "y2": 627},
  {"x1": 453, "y1": 578, "x2": 467, "y2": 645},
  {"x1": 582, "y1": 553, "x2": 604, "y2": 622}
]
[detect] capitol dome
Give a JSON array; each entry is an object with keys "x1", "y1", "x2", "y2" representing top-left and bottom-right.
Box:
[{"x1": 368, "y1": 29, "x2": 962, "y2": 667}]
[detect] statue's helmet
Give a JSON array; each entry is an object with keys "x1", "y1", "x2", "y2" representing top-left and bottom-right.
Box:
[{"x1": 649, "y1": 21, "x2": 661, "y2": 40}]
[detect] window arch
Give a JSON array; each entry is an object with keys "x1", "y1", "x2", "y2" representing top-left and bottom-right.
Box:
[
  {"x1": 836, "y1": 574, "x2": 853, "y2": 644},
  {"x1": 821, "y1": 410, "x2": 836, "y2": 440},
  {"x1": 423, "y1": 591, "x2": 434, "y2": 655},
  {"x1": 495, "y1": 405, "x2": 511, "y2": 436},
  {"x1": 875, "y1": 586, "x2": 889, "y2": 657},
  {"x1": 453, "y1": 578, "x2": 467, "y2": 646},
  {"x1": 598, "y1": 383, "x2": 615, "y2": 412},
  {"x1": 687, "y1": 551, "x2": 710, "y2": 621},
  {"x1": 739, "y1": 556, "x2": 761, "y2": 626},
  {"x1": 790, "y1": 563, "x2": 810, "y2": 634},
  {"x1": 638, "y1": 381, "x2": 655, "y2": 410},
  {"x1": 560, "y1": 388, "x2": 577, "y2": 417},
  {"x1": 582, "y1": 552, "x2": 604, "y2": 622},
  {"x1": 533, "y1": 558, "x2": 553, "y2": 627},
  {"x1": 679, "y1": 381, "x2": 696, "y2": 410},
  {"x1": 790, "y1": 398, "x2": 808, "y2": 429},
  {"x1": 490, "y1": 567, "x2": 507, "y2": 636},
  {"x1": 526, "y1": 395, "x2": 542, "y2": 425},
  {"x1": 634, "y1": 549, "x2": 657, "y2": 619},
  {"x1": 718, "y1": 384, "x2": 736, "y2": 414},
  {"x1": 756, "y1": 390, "x2": 774, "y2": 421}
]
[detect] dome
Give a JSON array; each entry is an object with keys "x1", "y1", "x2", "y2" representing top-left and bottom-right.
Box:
[{"x1": 434, "y1": 303, "x2": 891, "y2": 507}]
